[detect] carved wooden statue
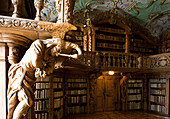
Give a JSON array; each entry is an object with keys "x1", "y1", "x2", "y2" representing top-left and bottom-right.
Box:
[
  {"x1": 120, "y1": 73, "x2": 131, "y2": 111},
  {"x1": 7, "y1": 23, "x2": 82, "y2": 119}
]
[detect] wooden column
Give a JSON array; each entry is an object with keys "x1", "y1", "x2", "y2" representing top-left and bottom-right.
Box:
[
  {"x1": 165, "y1": 74, "x2": 170, "y2": 114},
  {"x1": 83, "y1": 30, "x2": 88, "y2": 51},
  {"x1": 143, "y1": 74, "x2": 147, "y2": 111},
  {"x1": 49, "y1": 75, "x2": 54, "y2": 119},
  {"x1": 92, "y1": 28, "x2": 96, "y2": 52},
  {"x1": 125, "y1": 32, "x2": 130, "y2": 53},
  {"x1": 0, "y1": 42, "x2": 9, "y2": 119}
]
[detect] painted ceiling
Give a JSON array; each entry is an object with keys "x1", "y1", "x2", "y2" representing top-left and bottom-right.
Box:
[{"x1": 41, "y1": 0, "x2": 170, "y2": 39}]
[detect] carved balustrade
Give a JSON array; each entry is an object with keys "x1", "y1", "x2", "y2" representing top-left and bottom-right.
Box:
[
  {"x1": 99, "y1": 52, "x2": 140, "y2": 70},
  {"x1": 141, "y1": 53, "x2": 170, "y2": 72},
  {"x1": 78, "y1": 51, "x2": 100, "y2": 67}
]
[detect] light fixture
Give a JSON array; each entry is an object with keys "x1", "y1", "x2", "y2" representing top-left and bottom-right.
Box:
[{"x1": 108, "y1": 71, "x2": 114, "y2": 75}]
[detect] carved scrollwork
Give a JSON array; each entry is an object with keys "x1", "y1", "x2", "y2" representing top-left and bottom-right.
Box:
[
  {"x1": 89, "y1": 72, "x2": 101, "y2": 112},
  {"x1": 149, "y1": 54, "x2": 170, "y2": 68},
  {"x1": 0, "y1": 16, "x2": 60, "y2": 32},
  {"x1": 64, "y1": 0, "x2": 75, "y2": 23}
]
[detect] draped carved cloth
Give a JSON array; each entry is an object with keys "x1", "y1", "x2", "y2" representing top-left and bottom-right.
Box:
[{"x1": 7, "y1": 40, "x2": 52, "y2": 119}]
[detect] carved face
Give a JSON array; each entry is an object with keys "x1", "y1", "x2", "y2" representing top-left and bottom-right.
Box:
[{"x1": 50, "y1": 38, "x2": 64, "y2": 56}]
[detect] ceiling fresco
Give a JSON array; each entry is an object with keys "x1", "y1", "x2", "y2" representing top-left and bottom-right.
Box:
[{"x1": 41, "y1": 0, "x2": 170, "y2": 39}]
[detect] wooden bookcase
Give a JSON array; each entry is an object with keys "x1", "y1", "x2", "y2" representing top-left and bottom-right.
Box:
[
  {"x1": 34, "y1": 70, "x2": 89, "y2": 118},
  {"x1": 127, "y1": 78, "x2": 143, "y2": 110},
  {"x1": 95, "y1": 25, "x2": 126, "y2": 52},
  {"x1": 74, "y1": 30, "x2": 84, "y2": 48},
  {"x1": 65, "y1": 75, "x2": 88, "y2": 114},
  {"x1": 34, "y1": 76, "x2": 50, "y2": 119},
  {"x1": 166, "y1": 38, "x2": 170, "y2": 53},
  {"x1": 148, "y1": 77, "x2": 169, "y2": 114},
  {"x1": 130, "y1": 35, "x2": 157, "y2": 55},
  {"x1": 53, "y1": 76, "x2": 64, "y2": 119}
]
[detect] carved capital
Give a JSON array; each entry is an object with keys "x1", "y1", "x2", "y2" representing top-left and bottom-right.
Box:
[{"x1": 7, "y1": 44, "x2": 21, "y2": 64}]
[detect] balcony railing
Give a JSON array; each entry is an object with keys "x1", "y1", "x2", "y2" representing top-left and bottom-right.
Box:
[
  {"x1": 141, "y1": 53, "x2": 170, "y2": 71},
  {"x1": 99, "y1": 52, "x2": 140, "y2": 70},
  {"x1": 74, "y1": 51, "x2": 170, "y2": 72}
]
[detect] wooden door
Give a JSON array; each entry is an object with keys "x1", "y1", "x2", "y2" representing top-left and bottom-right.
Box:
[{"x1": 96, "y1": 75, "x2": 117, "y2": 112}]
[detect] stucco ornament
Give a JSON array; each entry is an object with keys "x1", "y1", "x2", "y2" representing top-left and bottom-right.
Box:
[{"x1": 7, "y1": 23, "x2": 82, "y2": 119}]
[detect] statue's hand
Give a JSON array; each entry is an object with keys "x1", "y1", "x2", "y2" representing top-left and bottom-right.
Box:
[
  {"x1": 71, "y1": 54, "x2": 78, "y2": 59},
  {"x1": 35, "y1": 68, "x2": 46, "y2": 78}
]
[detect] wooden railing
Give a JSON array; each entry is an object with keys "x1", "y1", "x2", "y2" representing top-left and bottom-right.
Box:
[
  {"x1": 75, "y1": 52, "x2": 170, "y2": 72},
  {"x1": 71, "y1": 51, "x2": 141, "y2": 70},
  {"x1": 141, "y1": 53, "x2": 170, "y2": 71},
  {"x1": 99, "y1": 51, "x2": 140, "y2": 69}
]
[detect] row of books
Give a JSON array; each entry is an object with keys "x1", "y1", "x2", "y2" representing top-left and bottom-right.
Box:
[
  {"x1": 98, "y1": 27, "x2": 125, "y2": 33},
  {"x1": 36, "y1": 77, "x2": 49, "y2": 82},
  {"x1": 54, "y1": 91, "x2": 63, "y2": 97},
  {"x1": 35, "y1": 89, "x2": 49, "y2": 98},
  {"x1": 97, "y1": 42, "x2": 125, "y2": 49},
  {"x1": 128, "y1": 80, "x2": 142, "y2": 83},
  {"x1": 150, "y1": 79, "x2": 166, "y2": 83},
  {"x1": 128, "y1": 102, "x2": 141, "y2": 110},
  {"x1": 36, "y1": 83, "x2": 49, "y2": 89},
  {"x1": 54, "y1": 108, "x2": 63, "y2": 119},
  {"x1": 150, "y1": 104, "x2": 165, "y2": 113},
  {"x1": 67, "y1": 106, "x2": 86, "y2": 114},
  {"x1": 34, "y1": 100, "x2": 49, "y2": 111},
  {"x1": 128, "y1": 83, "x2": 142, "y2": 88},
  {"x1": 150, "y1": 89, "x2": 165, "y2": 95},
  {"x1": 67, "y1": 89, "x2": 87, "y2": 95},
  {"x1": 130, "y1": 38, "x2": 144, "y2": 43},
  {"x1": 53, "y1": 77, "x2": 63, "y2": 82},
  {"x1": 35, "y1": 113, "x2": 48, "y2": 119},
  {"x1": 53, "y1": 83, "x2": 63, "y2": 89},
  {"x1": 67, "y1": 78, "x2": 87, "y2": 82},
  {"x1": 128, "y1": 89, "x2": 141, "y2": 94},
  {"x1": 96, "y1": 34, "x2": 125, "y2": 42},
  {"x1": 150, "y1": 95, "x2": 165, "y2": 103},
  {"x1": 130, "y1": 47, "x2": 154, "y2": 53},
  {"x1": 150, "y1": 83, "x2": 166, "y2": 88},
  {"x1": 128, "y1": 94, "x2": 141, "y2": 101},
  {"x1": 68, "y1": 96, "x2": 87, "y2": 104},
  {"x1": 54, "y1": 98, "x2": 63, "y2": 109},
  {"x1": 67, "y1": 83, "x2": 87, "y2": 88}
]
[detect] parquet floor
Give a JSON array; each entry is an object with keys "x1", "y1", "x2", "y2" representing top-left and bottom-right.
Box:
[{"x1": 64, "y1": 111, "x2": 170, "y2": 119}]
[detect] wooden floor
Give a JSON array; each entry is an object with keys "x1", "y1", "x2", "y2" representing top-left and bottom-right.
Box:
[{"x1": 64, "y1": 111, "x2": 170, "y2": 119}]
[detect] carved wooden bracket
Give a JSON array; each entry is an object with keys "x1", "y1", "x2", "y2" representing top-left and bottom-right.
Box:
[{"x1": 7, "y1": 44, "x2": 21, "y2": 65}]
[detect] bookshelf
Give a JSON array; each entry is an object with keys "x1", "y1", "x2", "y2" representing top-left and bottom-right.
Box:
[
  {"x1": 148, "y1": 78, "x2": 169, "y2": 114},
  {"x1": 130, "y1": 35, "x2": 157, "y2": 55},
  {"x1": 74, "y1": 30, "x2": 84, "y2": 48},
  {"x1": 34, "y1": 76, "x2": 50, "y2": 119},
  {"x1": 95, "y1": 25, "x2": 126, "y2": 52},
  {"x1": 166, "y1": 38, "x2": 170, "y2": 53},
  {"x1": 66, "y1": 75, "x2": 88, "y2": 114},
  {"x1": 127, "y1": 78, "x2": 143, "y2": 110},
  {"x1": 53, "y1": 77, "x2": 64, "y2": 119}
]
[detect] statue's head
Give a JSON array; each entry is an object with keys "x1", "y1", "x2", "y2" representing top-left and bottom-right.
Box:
[{"x1": 52, "y1": 23, "x2": 77, "y2": 39}]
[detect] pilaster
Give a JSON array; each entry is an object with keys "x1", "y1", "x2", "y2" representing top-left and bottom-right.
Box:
[{"x1": 0, "y1": 40, "x2": 9, "y2": 119}]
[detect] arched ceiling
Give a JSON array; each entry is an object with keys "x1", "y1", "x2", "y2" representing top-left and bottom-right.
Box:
[
  {"x1": 41, "y1": 0, "x2": 170, "y2": 39},
  {"x1": 74, "y1": 0, "x2": 170, "y2": 39}
]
